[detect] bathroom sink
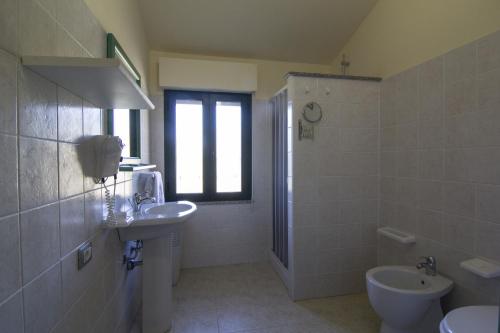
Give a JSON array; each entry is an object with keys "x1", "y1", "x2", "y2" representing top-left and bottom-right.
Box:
[
  {"x1": 144, "y1": 201, "x2": 196, "y2": 219},
  {"x1": 113, "y1": 201, "x2": 197, "y2": 241},
  {"x1": 105, "y1": 201, "x2": 196, "y2": 333}
]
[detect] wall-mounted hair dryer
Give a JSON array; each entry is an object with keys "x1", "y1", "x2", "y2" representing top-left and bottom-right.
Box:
[
  {"x1": 83, "y1": 135, "x2": 124, "y2": 224},
  {"x1": 87, "y1": 135, "x2": 124, "y2": 180}
]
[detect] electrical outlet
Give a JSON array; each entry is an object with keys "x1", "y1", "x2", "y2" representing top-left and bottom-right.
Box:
[{"x1": 78, "y1": 242, "x2": 92, "y2": 270}]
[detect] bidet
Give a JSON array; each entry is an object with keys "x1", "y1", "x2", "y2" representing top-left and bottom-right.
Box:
[{"x1": 366, "y1": 265, "x2": 453, "y2": 333}]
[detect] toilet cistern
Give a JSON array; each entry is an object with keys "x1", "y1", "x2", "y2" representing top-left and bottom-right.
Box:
[{"x1": 416, "y1": 256, "x2": 437, "y2": 276}]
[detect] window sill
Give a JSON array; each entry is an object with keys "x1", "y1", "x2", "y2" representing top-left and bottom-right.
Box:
[{"x1": 195, "y1": 200, "x2": 254, "y2": 206}]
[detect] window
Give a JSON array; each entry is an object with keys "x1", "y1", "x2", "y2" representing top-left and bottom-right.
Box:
[
  {"x1": 106, "y1": 33, "x2": 141, "y2": 158},
  {"x1": 164, "y1": 90, "x2": 252, "y2": 202}
]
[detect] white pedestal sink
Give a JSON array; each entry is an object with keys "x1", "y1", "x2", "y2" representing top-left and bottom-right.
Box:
[{"x1": 106, "y1": 201, "x2": 197, "y2": 333}]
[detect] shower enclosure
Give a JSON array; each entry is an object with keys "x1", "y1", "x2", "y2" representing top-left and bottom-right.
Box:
[
  {"x1": 269, "y1": 73, "x2": 381, "y2": 300},
  {"x1": 270, "y1": 89, "x2": 289, "y2": 269}
]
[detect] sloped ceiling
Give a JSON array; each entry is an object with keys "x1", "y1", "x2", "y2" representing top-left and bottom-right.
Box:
[{"x1": 139, "y1": 0, "x2": 378, "y2": 64}]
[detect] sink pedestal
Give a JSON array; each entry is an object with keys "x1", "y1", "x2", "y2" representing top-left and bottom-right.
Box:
[
  {"x1": 109, "y1": 201, "x2": 197, "y2": 333},
  {"x1": 142, "y1": 236, "x2": 173, "y2": 333}
]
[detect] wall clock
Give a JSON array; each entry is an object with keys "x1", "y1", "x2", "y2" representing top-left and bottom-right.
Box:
[{"x1": 302, "y1": 102, "x2": 322, "y2": 123}]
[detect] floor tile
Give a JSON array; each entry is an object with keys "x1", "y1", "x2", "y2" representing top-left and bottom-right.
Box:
[{"x1": 132, "y1": 262, "x2": 379, "y2": 333}]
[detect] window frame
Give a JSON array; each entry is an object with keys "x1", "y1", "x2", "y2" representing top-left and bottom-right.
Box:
[
  {"x1": 106, "y1": 33, "x2": 141, "y2": 159},
  {"x1": 164, "y1": 90, "x2": 252, "y2": 202}
]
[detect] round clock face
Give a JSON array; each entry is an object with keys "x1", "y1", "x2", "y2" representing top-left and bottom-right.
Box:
[{"x1": 302, "y1": 102, "x2": 322, "y2": 123}]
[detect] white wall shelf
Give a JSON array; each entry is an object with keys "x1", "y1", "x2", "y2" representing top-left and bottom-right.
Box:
[
  {"x1": 22, "y1": 56, "x2": 155, "y2": 110},
  {"x1": 377, "y1": 227, "x2": 416, "y2": 244},
  {"x1": 460, "y1": 258, "x2": 500, "y2": 278}
]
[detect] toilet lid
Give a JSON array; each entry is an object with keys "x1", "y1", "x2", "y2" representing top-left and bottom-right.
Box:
[{"x1": 440, "y1": 306, "x2": 499, "y2": 333}]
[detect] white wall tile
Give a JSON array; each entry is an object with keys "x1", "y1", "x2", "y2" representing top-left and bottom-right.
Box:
[
  {"x1": 1, "y1": 0, "x2": 139, "y2": 330},
  {"x1": 475, "y1": 221, "x2": 500, "y2": 262},
  {"x1": 19, "y1": 137, "x2": 58, "y2": 210},
  {"x1": 477, "y1": 30, "x2": 500, "y2": 74},
  {"x1": 397, "y1": 123, "x2": 418, "y2": 150},
  {"x1": 380, "y1": 30, "x2": 500, "y2": 307},
  {"x1": 444, "y1": 78, "x2": 476, "y2": 116},
  {"x1": 0, "y1": 50, "x2": 17, "y2": 135},
  {"x1": 416, "y1": 209, "x2": 443, "y2": 242},
  {"x1": 18, "y1": 68, "x2": 57, "y2": 140},
  {"x1": 477, "y1": 68, "x2": 500, "y2": 112},
  {"x1": 339, "y1": 128, "x2": 378, "y2": 152},
  {"x1": 60, "y1": 195, "x2": 86, "y2": 256},
  {"x1": 0, "y1": 216, "x2": 21, "y2": 303},
  {"x1": 337, "y1": 102, "x2": 378, "y2": 128},
  {"x1": 396, "y1": 150, "x2": 418, "y2": 178},
  {"x1": 19, "y1": 0, "x2": 57, "y2": 56},
  {"x1": 442, "y1": 214, "x2": 475, "y2": 253},
  {"x1": 444, "y1": 43, "x2": 476, "y2": 83},
  {"x1": 20, "y1": 203, "x2": 60, "y2": 283},
  {"x1": 0, "y1": 134, "x2": 19, "y2": 217},
  {"x1": 57, "y1": 87, "x2": 83, "y2": 143},
  {"x1": 0, "y1": 0, "x2": 18, "y2": 55},
  {"x1": 419, "y1": 57, "x2": 444, "y2": 126},
  {"x1": 83, "y1": 102, "x2": 101, "y2": 137},
  {"x1": 23, "y1": 263, "x2": 62, "y2": 333},
  {"x1": 55, "y1": 24, "x2": 88, "y2": 57},
  {"x1": 381, "y1": 127, "x2": 396, "y2": 151},
  {"x1": 0, "y1": 292, "x2": 24, "y2": 333},
  {"x1": 394, "y1": 68, "x2": 419, "y2": 125},
  {"x1": 85, "y1": 189, "x2": 103, "y2": 237},
  {"x1": 418, "y1": 150, "x2": 444, "y2": 180},
  {"x1": 476, "y1": 185, "x2": 500, "y2": 224},
  {"x1": 417, "y1": 180, "x2": 443, "y2": 211},
  {"x1": 58, "y1": 142, "x2": 84, "y2": 198}
]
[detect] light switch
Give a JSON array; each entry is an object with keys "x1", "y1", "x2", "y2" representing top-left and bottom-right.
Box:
[{"x1": 78, "y1": 242, "x2": 92, "y2": 270}]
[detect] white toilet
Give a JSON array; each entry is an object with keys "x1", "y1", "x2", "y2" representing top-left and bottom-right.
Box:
[{"x1": 440, "y1": 306, "x2": 498, "y2": 333}]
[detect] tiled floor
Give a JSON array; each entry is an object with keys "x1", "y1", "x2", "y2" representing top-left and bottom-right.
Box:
[{"x1": 131, "y1": 263, "x2": 380, "y2": 333}]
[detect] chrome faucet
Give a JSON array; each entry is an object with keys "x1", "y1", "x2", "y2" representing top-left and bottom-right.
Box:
[
  {"x1": 131, "y1": 192, "x2": 156, "y2": 212},
  {"x1": 416, "y1": 256, "x2": 437, "y2": 276}
]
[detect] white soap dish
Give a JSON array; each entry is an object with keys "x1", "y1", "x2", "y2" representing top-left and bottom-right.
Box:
[
  {"x1": 460, "y1": 258, "x2": 500, "y2": 278},
  {"x1": 377, "y1": 227, "x2": 416, "y2": 244}
]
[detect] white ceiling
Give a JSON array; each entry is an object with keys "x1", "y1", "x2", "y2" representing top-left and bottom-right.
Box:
[{"x1": 138, "y1": 0, "x2": 378, "y2": 64}]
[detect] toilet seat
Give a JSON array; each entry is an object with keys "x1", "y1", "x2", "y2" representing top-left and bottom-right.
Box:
[{"x1": 440, "y1": 306, "x2": 498, "y2": 333}]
